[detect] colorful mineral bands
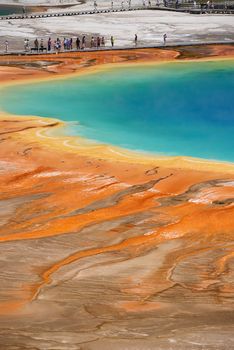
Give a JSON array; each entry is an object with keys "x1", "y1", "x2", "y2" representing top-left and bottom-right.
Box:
[{"x1": 0, "y1": 60, "x2": 234, "y2": 162}]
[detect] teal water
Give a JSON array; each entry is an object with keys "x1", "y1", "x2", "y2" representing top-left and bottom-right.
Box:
[
  {"x1": 0, "y1": 60, "x2": 234, "y2": 162},
  {"x1": 0, "y1": 5, "x2": 24, "y2": 16}
]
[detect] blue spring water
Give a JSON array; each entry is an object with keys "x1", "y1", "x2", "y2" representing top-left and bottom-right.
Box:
[
  {"x1": 0, "y1": 60, "x2": 233, "y2": 162},
  {"x1": 0, "y1": 5, "x2": 25, "y2": 16}
]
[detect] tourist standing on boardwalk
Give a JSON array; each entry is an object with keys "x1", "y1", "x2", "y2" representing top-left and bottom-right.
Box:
[
  {"x1": 97, "y1": 36, "x2": 101, "y2": 48},
  {"x1": 82, "y1": 36, "x2": 86, "y2": 49},
  {"x1": 94, "y1": 0, "x2": 97, "y2": 11},
  {"x1": 111, "y1": 36, "x2": 114, "y2": 47},
  {"x1": 47, "y1": 37, "x2": 52, "y2": 51},
  {"x1": 40, "y1": 39, "x2": 44, "y2": 51},
  {"x1": 101, "y1": 36, "x2": 105, "y2": 46},
  {"x1": 134, "y1": 34, "x2": 138, "y2": 46},
  {"x1": 55, "y1": 38, "x2": 61, "y2": 53},
  {"x1": 34, "y1": 38, "x2": 39, "y2": 51},
  {"x1": 5, "y1": 40, "x2": 8, "y2": 53},
  {"x1": 163, "y1": 33, "x2": 167, "y2": 45},
  {"x1": 76, "y1": 37, "x2": 81, "y2": 49},
  {"x1": 24, "y1": 38, "x2": 29, "y2": 51}
]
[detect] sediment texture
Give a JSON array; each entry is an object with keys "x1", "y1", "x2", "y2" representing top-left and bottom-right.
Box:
[
  {"x1": 0, "y1": 47, "x2": 234, "y2": 349},
  {"x1": 0, "y1": 116, "x2": 233, "y2": 350}
]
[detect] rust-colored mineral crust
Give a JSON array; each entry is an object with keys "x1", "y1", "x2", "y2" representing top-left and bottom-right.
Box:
[{"x1": 0, "y1": 46, "x2": 233, "y2": 349}]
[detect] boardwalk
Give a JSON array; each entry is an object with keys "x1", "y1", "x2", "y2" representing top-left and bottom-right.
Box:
[
  {"x1": 1, "y1": 6, "x2": 147, "y2": 21},
  {"x1": 1, "y1": 40, "x2": 234, "y2": 56},
  {"x1": 1, "y1": 5, "x2": 234, "y2": 21}
]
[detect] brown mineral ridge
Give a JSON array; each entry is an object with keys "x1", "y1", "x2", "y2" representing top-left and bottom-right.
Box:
[{"x1": 0, "y1": 46, "x2": 234, "y2": 350}]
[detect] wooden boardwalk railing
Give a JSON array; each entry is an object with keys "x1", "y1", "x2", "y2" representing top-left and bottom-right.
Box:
[
  {"x1": 0, "y1": 6, "x2": 146, "y2": 21},
  {"x1": 0, "y1": 4, "x2": 233, "y2": 21}
]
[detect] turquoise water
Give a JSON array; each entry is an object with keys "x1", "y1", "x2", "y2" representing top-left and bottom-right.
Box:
[
  {"x1": 0, "y1": 60, "x2": 234, "y2": 162},
  {"x1": 0, "y1": 5, "x2": 25, "y2": 16}
]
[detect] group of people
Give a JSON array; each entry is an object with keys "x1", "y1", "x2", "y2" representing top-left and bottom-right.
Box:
[
  {"x1": 94, "y1": 0, "x2": 228, "y2": 10},
  {"x1": 203, "y1": 0, "x2": 215, "y2": 9},
  {"x1": 3, "y1": 33, "x2": 169, "y2": 53},
  {"x1": 29, "y1": 35, "x2": 114, "y2": 52},
  {"x1": 29, "y1": 36, "x2": 111, "y2": 52},
  {"x1": 93, "y1": 0, "x2": 153, "y2": 10}
]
